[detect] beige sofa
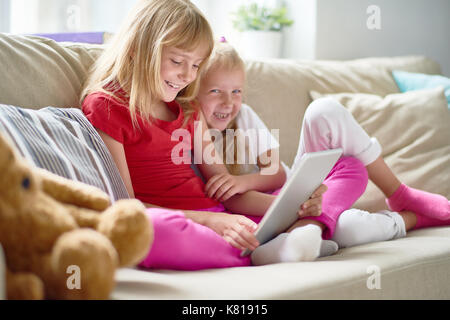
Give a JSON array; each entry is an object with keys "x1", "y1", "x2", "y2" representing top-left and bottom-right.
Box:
[{"x1": 1, "y1": 33, "x2": 449, "y2": 299}]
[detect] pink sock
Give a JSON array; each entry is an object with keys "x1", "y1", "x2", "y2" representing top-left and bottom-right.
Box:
[
  {"x1": 414, "y1": 214, "x2": 450, "y2": 230},
  {"x1": 386, "y1": 184, "x2": 450, "y2": 221}
]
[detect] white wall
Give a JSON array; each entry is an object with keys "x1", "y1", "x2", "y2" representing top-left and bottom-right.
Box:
[
  {"x1": 9, "y1": 0, "x2": 138, "y2": 34},
  {"x1": 192, "y1": 0, "x2": 242, "y2": 43},
  {"x1": 4, "y1": 0, "x2": 449, "y2": 75},
  {"x1": 282, "y1": 0, "x2": 317, "y2": 60},
  {"x1": 282, "y1": 0, "x2": 450, "y2": 76},
  {"x1": 88, "y1": 0, "x2": 138, "y2": 32},
  {"x1": 0, "y1": 0, "x2": 10, "y2": 32}
]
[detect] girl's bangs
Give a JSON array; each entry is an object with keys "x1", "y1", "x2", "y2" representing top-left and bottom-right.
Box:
[{"x1": 164, "y1": 15, "x2": 213, "y2": 54}]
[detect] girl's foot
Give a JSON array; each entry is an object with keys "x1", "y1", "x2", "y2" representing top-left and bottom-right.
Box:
[
  {"x1": 319, "y1": 240, "x2": 339, "y2": 257},
  {"x1": 251, "y1": 225, "x2": 322, "y2": 265},
  {"x1": 413, "y1": 213, "x2": 450, "y2": 230},
  {"x1": 386, "y1": 184, "x2": 450, "y2": 221}
]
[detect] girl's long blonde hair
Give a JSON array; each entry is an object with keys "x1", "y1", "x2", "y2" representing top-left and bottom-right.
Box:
[
  {"x1": 81, "y1": 0, "x2": 214, "y2": 125},
  {"x1": 200, "y1": 42, "x2": 257, "y2": 175}
]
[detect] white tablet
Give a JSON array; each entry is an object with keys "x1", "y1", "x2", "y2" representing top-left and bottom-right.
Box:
[{"x1": 241, "y1": 148, "x2": 343, "y2": 257}]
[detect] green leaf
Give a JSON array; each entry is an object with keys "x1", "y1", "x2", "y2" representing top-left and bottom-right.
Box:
[{"x1": 230, "y1": 1, "x2": 294, "y2": 32}]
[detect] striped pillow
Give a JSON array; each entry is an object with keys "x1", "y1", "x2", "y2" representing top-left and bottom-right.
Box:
[{"x1": 0, "y1": 104, "x2": 129, "y2": 202}]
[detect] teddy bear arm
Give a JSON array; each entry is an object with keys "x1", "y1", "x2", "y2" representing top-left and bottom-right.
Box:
[
  {"x1": 98, "y1": 199, "x2": 154, "y2": 267},
  {"x1": 65, "y1": 204, "x2": 101, "y2": 229},
  {"x1": 37, "y1": 168, "x2": 111, "y2": 211}
]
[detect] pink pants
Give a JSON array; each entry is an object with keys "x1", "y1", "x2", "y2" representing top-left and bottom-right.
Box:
[
  {"x1": 139, "y1": 98, "x2": 374, "y2": 270},
  {"x1": 139, "y1": 156, "x2": 368, "y2": 270}
]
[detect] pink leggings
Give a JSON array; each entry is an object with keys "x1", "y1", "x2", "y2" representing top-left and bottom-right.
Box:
[{"x1": 138, "y1": 156, "x2": 368, "y2": 270}]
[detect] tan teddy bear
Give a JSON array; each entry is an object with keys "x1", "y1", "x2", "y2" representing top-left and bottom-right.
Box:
[{"x1": 0, "y1": 132, "x2": 154, "y2": 300}]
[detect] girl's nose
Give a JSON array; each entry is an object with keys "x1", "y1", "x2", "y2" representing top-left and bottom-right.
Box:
[
  {"x1": 223, "y1": 94, "x2": 233, "y2": 107},
  {"x1": 179, "y1": 65, "x2": 195, "y2": 83}
]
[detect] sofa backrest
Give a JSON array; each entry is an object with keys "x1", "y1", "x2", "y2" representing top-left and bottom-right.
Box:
[
  {"x1": 0, "y1": 33, "x2": 102, "y2": 110},
  {"x1": 0, "y1": 33, "x2": 442, "y2": 166},
  {"x1": 244, "y1": 57, "x2": 441, "y2": 165}
]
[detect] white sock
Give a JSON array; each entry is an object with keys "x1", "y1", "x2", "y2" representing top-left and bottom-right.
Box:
[
  {"x1": 332, "y1": 209, "x2": 407, "y2": 248},
  {"x1": 319, "y1": 240, "x2": 339, "y2": 257},
  {"x1": 251, "y1": 225, "x2": 322, "y2": 265}
]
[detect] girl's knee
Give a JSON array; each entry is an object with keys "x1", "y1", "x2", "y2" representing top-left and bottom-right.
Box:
[
  {"x1": 332, "y1": 210, "x2": 366, "y2": 247},
  {"x1": 305, "y1": 97, "x2": 347, "y2": 124},
  {"x1": 332, "y1": 156, "x2": 369, "y2": 196},
  {"x1": 341, "y1": 156, "x2": 368, "y2": 181}
]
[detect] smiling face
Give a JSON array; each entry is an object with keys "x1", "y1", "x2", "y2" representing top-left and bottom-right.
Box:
[
  {"x1": 197, "y1": 65, "x2": 245, "y2": 131},
  {"x1": 159, "y1": 45, "x2": 209, "y2": 102}
]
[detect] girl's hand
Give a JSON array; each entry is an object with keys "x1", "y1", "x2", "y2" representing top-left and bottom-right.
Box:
[
  {"x1": 298, "y1": 184, "x2": 328, "y2": 218},
  {"x1": 204, "y1": 212, "x2": 260, "y2": 251},
  {"x1": 205, "y1": 173, "x2": 249, "y2": 201}
]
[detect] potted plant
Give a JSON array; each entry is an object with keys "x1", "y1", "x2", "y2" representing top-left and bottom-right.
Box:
[{"x1": 231, "y1": 2, "x2": 294, "y2": 59}]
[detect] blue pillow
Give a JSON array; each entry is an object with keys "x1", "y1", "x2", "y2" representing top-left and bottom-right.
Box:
[{"x1": 392, "y1": 70, "x2": 450, "y2": 109}]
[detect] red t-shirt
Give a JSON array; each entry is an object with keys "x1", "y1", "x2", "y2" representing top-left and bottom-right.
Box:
[{"x1": 82, "y1": 91, "x2": 219, "y2": 210}]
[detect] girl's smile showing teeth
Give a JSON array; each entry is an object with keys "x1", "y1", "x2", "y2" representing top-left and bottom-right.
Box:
[
  {"x1": 165, "y1": 80, "x2": 181, "y2": 90},
  {"x1": 196, "y1": 65, "x2": 246, "y2": 131},
  {"x1": 214, "y1": 112, "x2": 230, "y2": 120}
]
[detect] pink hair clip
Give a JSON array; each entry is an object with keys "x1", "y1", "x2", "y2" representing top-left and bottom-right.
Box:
[{"x1": 219, "y1": 36, "x2": 227, "y2": 43}]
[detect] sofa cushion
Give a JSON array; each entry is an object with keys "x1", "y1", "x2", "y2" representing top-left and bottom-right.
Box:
[
  {"x1": 0, "y1": 33, "x2": 102, "y2": 109},
  {"x1": 112, "y1": 226, "x2": 450, "y2": 299},
  {"x1": 309, "y1": 87, "x2": 450, "y2": 212},
  {"x1": 0, "y1": 104, "x2": 129, "y2": 201}
]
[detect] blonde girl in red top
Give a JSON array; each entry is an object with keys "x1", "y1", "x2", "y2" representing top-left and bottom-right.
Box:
[{"x1": 82, "y1": 0, "x2": 273, "y2": 270}]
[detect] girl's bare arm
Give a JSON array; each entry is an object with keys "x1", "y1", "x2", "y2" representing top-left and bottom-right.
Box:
[
  {"x1": 195, "y1": 112, "x2": 277, "y2": 215},
  {"x1": 97, "y1": 129, "x2": 135, "y2": 198}
]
